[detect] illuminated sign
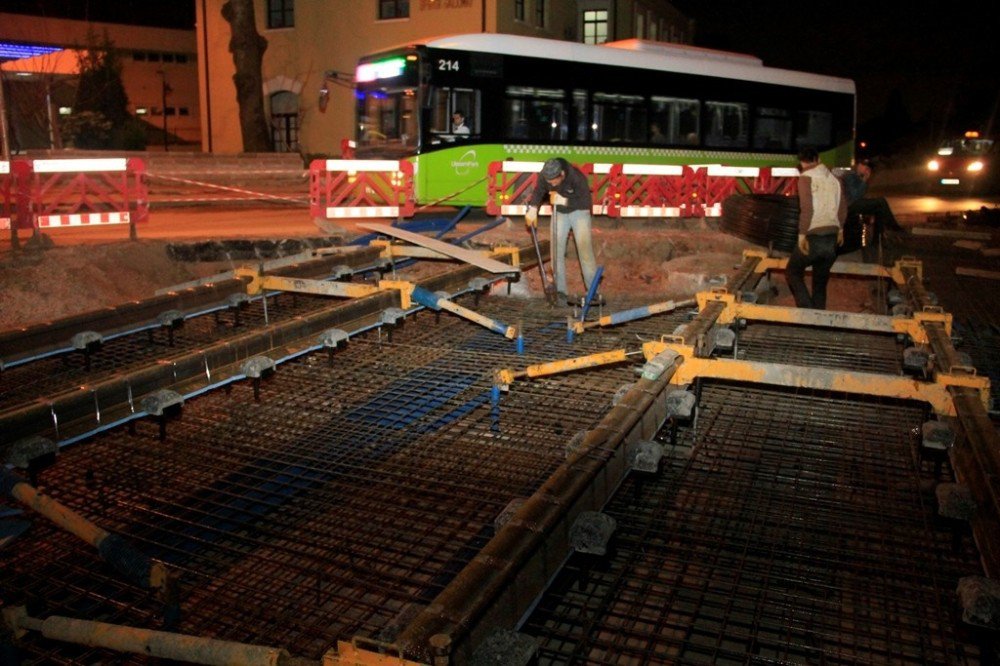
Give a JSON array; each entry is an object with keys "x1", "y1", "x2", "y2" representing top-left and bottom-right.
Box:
[
  {"x1": 356, "y1": 57, "x2": 407, "y2": 83},
  {"x1": 0, "y1": 41, "x2": 62, "y2": 60}
]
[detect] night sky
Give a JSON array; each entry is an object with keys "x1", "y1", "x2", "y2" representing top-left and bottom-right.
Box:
[
  {"x1": 671, "y1": 0, "x2": 999, "y2": 134},
  {"x1": 5, "y1": 1, "x2": 998, "y2": 140}
]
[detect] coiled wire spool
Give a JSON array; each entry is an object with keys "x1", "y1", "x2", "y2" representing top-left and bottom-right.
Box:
[
  {"x1": 721, "y1": 193, "x2": 865, "y2": 255},
  {"x1": 720, "y1": 194, "x2": 800, "y2": 253}
]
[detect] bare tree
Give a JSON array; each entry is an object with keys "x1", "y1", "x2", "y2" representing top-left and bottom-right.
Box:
[{"x1": 221, "y1": 0, "x2": 272, "y2": 152}]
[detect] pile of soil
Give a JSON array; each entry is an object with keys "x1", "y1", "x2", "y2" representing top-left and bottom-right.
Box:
[
  {"x1": 0, "y1": 218, "x2": 813, "y2": 331},
  {"x1": 0, "y1": 241, "x2": 231, "y2": 330}
]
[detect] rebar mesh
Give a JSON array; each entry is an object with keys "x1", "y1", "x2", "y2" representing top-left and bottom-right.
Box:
[{"x1": 524, "y1": 382, "x2": 984, "y2": 664}]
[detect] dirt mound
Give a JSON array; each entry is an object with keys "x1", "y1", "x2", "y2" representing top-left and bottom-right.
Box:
[
  {"x1": 0, "y1": 241, "x2": 229, "y2": 330},
  {"x1": 0, "y1": 223, "x2": 753, "y2": 331}
]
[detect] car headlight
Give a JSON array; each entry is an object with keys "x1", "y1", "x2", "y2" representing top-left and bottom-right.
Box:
[
  {"x1": 967, "y1": 161, "x2": 984, "y2": 172},
  {"x1": 927, "y1": 159, "x2": 940, "y2": 171}
]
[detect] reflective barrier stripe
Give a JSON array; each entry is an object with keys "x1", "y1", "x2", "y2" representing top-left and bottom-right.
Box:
[
  {"x1": 324, "y1": 206, "x2": 400, "y2": 219},
  {"x1": 1, "y1": 160, "x2": 10, "y2": 231},
  {"x1": 37, "y1": 212, "x2": 131, "y2": 228},
  {"x1": 32, "y1": 158, "x2": 128, "y2": 173}
]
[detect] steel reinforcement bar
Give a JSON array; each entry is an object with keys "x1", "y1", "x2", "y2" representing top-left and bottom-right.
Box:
[
  {"x1": 0, "y1": 243, "x2": 539, "y2": 449},
  {"x1": 0, "y1": 246, "x2": 385, "y2": 366}
]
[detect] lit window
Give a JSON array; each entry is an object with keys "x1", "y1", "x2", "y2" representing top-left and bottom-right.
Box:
[
  {"x1": 378, "y1": 0, "x2": 409, "y2": 20},
  {"x1": 267, "y1": 0, "x2": 294, "y2": 28},
  {"x1": 135, "y1": 107, "x2": 148, "y2": 116},
  {"x1": 59, "y1": 106, "x2": 73, "y2": 116},
  {"x1": 583, "y1": 9, "x2": 608, "y2": 44}
]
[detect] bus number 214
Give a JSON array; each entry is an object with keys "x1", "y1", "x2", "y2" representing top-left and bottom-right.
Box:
[{"x1": 438, "y1": 59, "x2": 460, "y2": 71}]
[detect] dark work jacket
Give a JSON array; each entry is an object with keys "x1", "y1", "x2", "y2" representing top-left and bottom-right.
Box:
[{"x1": 528, "y1": 159, "x2": 592, "y2": 213}]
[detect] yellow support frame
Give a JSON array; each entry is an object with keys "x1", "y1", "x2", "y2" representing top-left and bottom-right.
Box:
[
  {"x1": 693, "y1": 289, "x2": 952, "y2": 344},
  {"x1": 640, "y1": 339, "x2": 990, "y2": 416}
]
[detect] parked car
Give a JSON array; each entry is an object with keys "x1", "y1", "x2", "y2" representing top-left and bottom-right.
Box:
[{"x1": 926, "y1": 131, "x2": 997, "y2": 192}]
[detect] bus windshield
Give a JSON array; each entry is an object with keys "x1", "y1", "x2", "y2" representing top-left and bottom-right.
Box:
[{"x1": 356, "y1": 87, "x2": 418, "y2": 158}]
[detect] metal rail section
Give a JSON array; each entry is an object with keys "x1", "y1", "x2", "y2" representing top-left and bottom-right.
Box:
[
  {"x1": 0, "y1": 242, "x2": 531, "y2": 449},
  {"x1": 2, "y1": 232, "x2": 998, "y2": 664}
]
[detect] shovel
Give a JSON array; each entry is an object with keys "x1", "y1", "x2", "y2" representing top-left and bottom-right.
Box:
[{"x1": 528, "y1": 222, "x2": 558, "y2": 305}]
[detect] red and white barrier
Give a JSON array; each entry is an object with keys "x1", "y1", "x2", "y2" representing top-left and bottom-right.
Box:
[
  {"x1": 0, "y1": 161, "x2": 11, "y2": 231},
  {"x1": 487, "y1": 161, "x2": 800, "y2": 219},
  {"x1": 309, "y1": 158, "x2": 414, "y2": 219},
  {"x1": 13, "y1": 157, "x2": 148, "y2": 234}
]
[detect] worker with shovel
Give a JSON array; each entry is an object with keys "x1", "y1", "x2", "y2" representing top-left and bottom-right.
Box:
[{"x1": 525, "y1": 157, "x2": 598, "y2": 305}]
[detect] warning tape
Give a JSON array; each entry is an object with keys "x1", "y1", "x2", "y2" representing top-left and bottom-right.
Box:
[{"x1": 147, "y1": 173, "x2": 309, "y2": 205}]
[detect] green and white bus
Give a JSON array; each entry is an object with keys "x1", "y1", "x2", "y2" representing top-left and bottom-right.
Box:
[{"x1": 353, "y1": 33, "x2": 855, "y2": 206}]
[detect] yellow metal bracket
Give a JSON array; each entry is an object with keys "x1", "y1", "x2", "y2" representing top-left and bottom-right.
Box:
[
  {"x1": 370, "y1": 239, "x2": 453, "y2": 262},
  {"x1": 235, "y1": 266, "x2": 415, "y2": 308},
  {"x1": 893, "y1": 309, "x2": 952, "y2": 343},
  {"x1": 490, "y1": 244, "x2": 521, "y2": 270},
  {"x1": 377, "y1": 280, "x2": 414, "y2": 309}
]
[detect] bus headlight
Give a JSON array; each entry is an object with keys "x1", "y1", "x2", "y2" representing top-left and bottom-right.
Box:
[
  {"x1": 927, "y1": 159, "x2": 940, "y2": 171},
  {"x1": 967, "y1": 160, "x2": 984, "y2": 172}
]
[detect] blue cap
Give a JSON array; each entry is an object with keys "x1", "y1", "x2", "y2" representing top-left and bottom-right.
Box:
[{"x1": 541, "y1": 158, "x2": 564, "y2": 180}]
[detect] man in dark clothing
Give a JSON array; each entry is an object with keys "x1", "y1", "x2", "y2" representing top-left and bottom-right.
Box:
[
  {"x1": 525, "y1": 158, "x2": 598, "y2": 302},
  {"x1": 839, "y1": 160, "x2": 903, "y2": 262}
]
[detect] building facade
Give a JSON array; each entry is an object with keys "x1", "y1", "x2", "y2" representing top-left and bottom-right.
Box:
[
  {"x1": 0, "y1": 12, "x2": 200, "y2": 152},
  {"x1": 196, "y1": 0, "x2": 692, "y2": 155}
]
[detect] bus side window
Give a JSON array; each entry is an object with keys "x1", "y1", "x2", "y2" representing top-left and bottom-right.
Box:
[
  {"x1": 705, "y1": 101, "x2": 748, "y2": 148},
  {"x1": 795, "y1": 110, "x2": 832, "y2": 149},
  {"x1": 573, "y1": 90, "x2": 589, "y2": 141},
  {"x1": 504, "y1": 86, "x2": 567, "y2": 141},
  {"x1": 651, "y1": 96, "x2": 700, "y2": 145},
  {"x1": 592, "y1": 92, "x2": 646, "y2": 144},
  {"x1": 753, "y1": 107, "x2": 792, "y2": 150}
]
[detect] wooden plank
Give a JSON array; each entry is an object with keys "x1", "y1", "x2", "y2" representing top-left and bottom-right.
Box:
[
  {"x1": 357, "y1": 223, "x2": 520, "y2": 274},
  {"x1": 955, "y1": 267, "x2": 1000, "y2": 281}
]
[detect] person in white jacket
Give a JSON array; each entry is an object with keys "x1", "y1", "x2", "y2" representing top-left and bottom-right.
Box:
[{"x1": 786, "y1": 147, "x2": 847, "y2": 309}]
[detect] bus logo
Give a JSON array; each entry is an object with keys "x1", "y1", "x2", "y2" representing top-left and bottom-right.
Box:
[{"x1": 451, "y1": 150, "x2": 479, "y2": 176}]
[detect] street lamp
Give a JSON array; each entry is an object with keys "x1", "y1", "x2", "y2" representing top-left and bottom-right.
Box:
[{"x1": 157, "y1": 69, "x2": 172, "y2": 151}]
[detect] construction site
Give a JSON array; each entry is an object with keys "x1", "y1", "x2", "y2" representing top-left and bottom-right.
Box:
[{"x1": 2, "y1": 158, "x2": 1000, "y2": 664}]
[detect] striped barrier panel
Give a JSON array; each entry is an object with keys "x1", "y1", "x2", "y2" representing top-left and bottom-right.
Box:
[
  {"x1": 309, "y1": 159, "x2": 414, "y2": 219},
  {"x1": 485, "y1": 161, "x2": 598, "y2": 217},
  {"x1": 13, "y1": 158, "x2": 148, "y2": 233},
  {"x1": 1, "y1": 161, "x2": 10, "y2": 231}
]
